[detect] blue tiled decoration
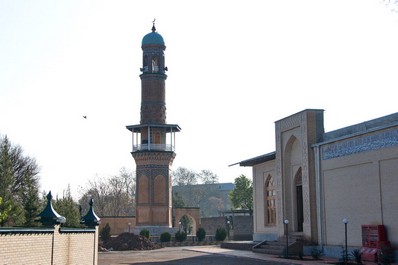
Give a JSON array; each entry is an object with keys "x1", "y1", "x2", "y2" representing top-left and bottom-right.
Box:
[{"x1": 322, "y1": 128, "x2": 398, "y2": 160}]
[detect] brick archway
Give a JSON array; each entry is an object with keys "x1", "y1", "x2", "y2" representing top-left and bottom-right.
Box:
[{"x1": 174, "y1": 207, "x2": 200, "y2": 234}]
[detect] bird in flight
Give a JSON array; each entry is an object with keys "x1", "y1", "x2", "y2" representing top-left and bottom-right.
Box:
[{"x1": 83, "y1": 116, "x2": 87, "y2": 119}]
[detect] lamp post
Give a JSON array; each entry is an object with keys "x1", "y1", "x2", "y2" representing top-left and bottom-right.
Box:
[
  {"x1": 179, "y1": 221, "x2": 181, "y2": 232},
  {"x1": 284, "y1": 219, "x2": 289, "y2": 258},
  {"x1": 343, "y1": 218, "x2": 348, "y2": 265},
  {"x1": 227, "y1": 220, "x2": 230, "y2": 240}
]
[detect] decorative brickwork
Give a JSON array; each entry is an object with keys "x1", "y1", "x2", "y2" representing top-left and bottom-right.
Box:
[
  {"x1": 132, "y1": 151, "x2": 176, "y2": 166},
  {"x1": 134, "y1": 152, "x2": 175, "y2": 226}
]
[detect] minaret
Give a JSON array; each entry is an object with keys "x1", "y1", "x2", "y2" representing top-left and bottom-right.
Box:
[{"x1": 126, "y1": 22, "x2": 180, "y2": 228}]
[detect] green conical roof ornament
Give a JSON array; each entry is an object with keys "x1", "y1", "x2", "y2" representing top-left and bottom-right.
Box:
[
  {"x1": 37, "y1": 191, "x2": 66, "y2": 226},
  {"x1": 81, "y1": 198, "x2": 101, "y2": 228}
]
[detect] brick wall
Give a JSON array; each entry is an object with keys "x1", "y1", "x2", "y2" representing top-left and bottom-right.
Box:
[
  {"x1": 0, "y1": 225, "x2": 98, "y2": 265},
  {"x1": 200, "y1": 216, "x2": 253, "y2": 240},
  {"x1": 99, "y1": 216, "x2": 135, "y2": 235},
  {"x1": 0, "y1": 231, "x2": 53, "y2": 264},
  {"x1": 101, "y1": 215, "x2": 253, "y2": 241}
]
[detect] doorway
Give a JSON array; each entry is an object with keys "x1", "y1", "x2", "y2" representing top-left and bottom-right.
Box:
[
  {"x1": 295, "y1": 170, "x2": 303, "y2": 232},
  {"x1": 296, "y1": 185, "x2": 303, "y2": 232}
]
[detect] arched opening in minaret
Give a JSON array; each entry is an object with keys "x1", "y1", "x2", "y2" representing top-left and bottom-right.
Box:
[
  {"x1": 151, "y1": 56, "x2": 159, "y2": 73},
  {"x1": 143, "y1": 55, "x2": 148, "y2": 72}
]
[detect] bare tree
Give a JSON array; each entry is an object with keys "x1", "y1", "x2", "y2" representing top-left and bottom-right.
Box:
[
  {"x1": 198, "y1": 169, "x2": 219, "y2": 184},
  {"x1": 172, "y1": 167, "x2": 198, "y2": 186},
  {"x1": 119, "y1": 167, "x2": 135, "y2": 202},
  {"x1": 206, "y1": 196, "x2": 225, "y2": 216},
  {"x1": 79, "y1": 176, "x2": 110, "y2": 216},
  {"x1": 107, "y1": 175, "x2": 132, "y2": 216},
  {"x1": 78, "y1": 168, "x2": 135, "y2": 217}
]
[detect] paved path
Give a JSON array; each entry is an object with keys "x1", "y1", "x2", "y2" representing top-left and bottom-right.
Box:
[
  {"x1": 99, "y1": 247, "x2": 292, "y2": 265},
  {"x1": 99, "y1": 245, "x2": 333, "y2": 265},
  {"x1": 99, "y1": 245, "x2": 397, "y2": 265}
]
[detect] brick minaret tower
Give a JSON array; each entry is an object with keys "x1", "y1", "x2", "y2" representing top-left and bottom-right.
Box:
[{"x1": 126, "y1": 23, "x2": 180, "y2": 227}]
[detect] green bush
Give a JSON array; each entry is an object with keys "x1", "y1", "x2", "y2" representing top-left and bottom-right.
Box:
[
  {"x1": 298, "y1": 250, "x2": 304, "y2": 260},
  {"x1": 339, "y1": 246, "x2": 351, "y2": 264},
  {"x1": 175, "y1": 230, "x2": 187, "y2": 242},
  {"x1": 311, "y1": 247, "x2": 324, "y2": 260},
  {"x1": 100, "y1": 223, "x2": 111, "y2": 242},
  {"x1": 215, "y1": 227, "x2": 227, "y2": 241},
  {"x1": 140, "y1": 229, "x2": 150, "y2": 239},
  {"x1": 160, "y1": 232, "x2": 171, "y2": 243},
  {"x1": 196, "y1": 227, "x2": 206, "y2": 242},
  {"x1": 378, "y1": 246, "x2": 392, "y2": 265},
  {"x1": 351, "y1": 249, "x2": 362, "y2": 264}
]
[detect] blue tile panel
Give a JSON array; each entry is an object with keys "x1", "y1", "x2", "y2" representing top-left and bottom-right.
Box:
[{"x1": 322, "y1": 128, "x2": 398, "y2": 160}]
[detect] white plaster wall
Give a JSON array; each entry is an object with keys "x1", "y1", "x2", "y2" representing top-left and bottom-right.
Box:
[
  {"x1": 321, "y1": 144, "x2": 398, "y2": 247},
  {"x1": 252, "y1": 160, "x2": 279, "y2": 241}
]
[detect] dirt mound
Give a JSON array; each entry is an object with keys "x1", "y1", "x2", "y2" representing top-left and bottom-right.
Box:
[{"x1": 102, "y1": 233, "x2": 162, "y2": 251}]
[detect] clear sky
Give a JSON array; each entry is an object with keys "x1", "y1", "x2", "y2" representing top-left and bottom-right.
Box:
[{"x1": 1, "y1": 0, "x2": 398, "y2": 198}]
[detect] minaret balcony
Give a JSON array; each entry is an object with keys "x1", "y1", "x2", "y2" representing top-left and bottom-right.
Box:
[
  {"x1": 132, "y1": 143, "x2": 174, "y2": 152},
  {"x1": 126, "y1": 124, "x2": 181, "y2": 154}
]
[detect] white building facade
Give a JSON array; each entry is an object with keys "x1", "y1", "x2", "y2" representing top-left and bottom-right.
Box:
[{"x1": 237, "y1": 109, "x2": 398, "y2": 258}]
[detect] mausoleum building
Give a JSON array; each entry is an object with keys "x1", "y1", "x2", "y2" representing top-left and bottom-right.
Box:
[{"x1": 236, "y1": 109, "x2": 398, "y2": 258}]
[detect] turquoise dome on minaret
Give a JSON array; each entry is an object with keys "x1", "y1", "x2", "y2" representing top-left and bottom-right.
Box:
[{"x1": 142, "y1": 23, "x2": 165, "y2": 46}]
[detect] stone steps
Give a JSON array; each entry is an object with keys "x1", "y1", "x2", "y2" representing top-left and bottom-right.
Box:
[
  {"x1": 253, "y1": 241, "x2": 285, "y2": 255},
  {"x1": 252, "y1": 235, "x2": 304, "y2": 256}
]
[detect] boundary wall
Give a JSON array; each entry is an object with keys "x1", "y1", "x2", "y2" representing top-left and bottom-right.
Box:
[{"x1": 0, "y1": 226, "x2": 98, "y2": 265}]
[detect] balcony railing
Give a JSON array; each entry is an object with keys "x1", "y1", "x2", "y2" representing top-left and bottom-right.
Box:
[{"x1": 132, "y1": 144, "x2": 174, "y2": 152}]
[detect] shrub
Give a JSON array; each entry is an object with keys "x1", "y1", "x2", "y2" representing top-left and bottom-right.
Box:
[
  {"x1": 215, "y1": 227, "x2": 227, "y2": 241},
  {"x1": 378, "y1": 246, "x2": 392, "y2": 265},
  {"x1": 140, "y1": 229, "x2": 150, "y2": 239},
  {"x1": 175, "y1": 230, "x2": 187, "y2": 242},
  {"x1": 298, "y1": 250, "x2": 304, "y2": 260},
  {"x1": 160, "y1": 232, "x2": 171, "y2": 243},
  {"x1": 196, "y1": 227, "x2": 206, "y2": 242},
  {"x1": 311, "y1": 247, "x2": 324, "y2": 260},
  {"x1": 351, "y1": 249, "x2": 362, "y2": 264},
  {"x1": 100, "y1": 223, "x2": 111, "y2": 242},
  {"x1": 339, "y1": 246, "x2": 351, "y2": 264}
]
